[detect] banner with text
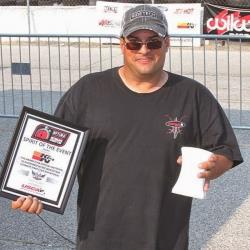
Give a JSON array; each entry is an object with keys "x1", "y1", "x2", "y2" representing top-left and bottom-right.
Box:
[
  {"x1": 203, "y1": 3, "x2": 250, "y2": 36},
  {"x1": 96, "y1": 1, "x2": 202, "y2": 46}
]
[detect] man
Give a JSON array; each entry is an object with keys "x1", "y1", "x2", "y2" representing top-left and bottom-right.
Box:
[{"x1": 12, "y1": 5, "x2": 243, "y2": 250}]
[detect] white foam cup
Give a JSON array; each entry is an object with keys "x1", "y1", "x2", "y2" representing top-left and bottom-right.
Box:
[{"x1": 172, "y1": 147, "x2": 212, "y2": 199}]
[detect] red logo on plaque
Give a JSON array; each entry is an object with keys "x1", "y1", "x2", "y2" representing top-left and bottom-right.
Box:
[{"x1": 32, "y1": 124, "x2": 70, "y2": 147}]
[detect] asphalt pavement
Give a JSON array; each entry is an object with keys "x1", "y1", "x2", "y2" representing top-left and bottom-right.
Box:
[{"x1": 0, "y1": 117, "x2": 249, "y2": 250}]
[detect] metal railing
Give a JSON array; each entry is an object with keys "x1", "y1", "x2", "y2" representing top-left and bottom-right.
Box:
[
  {"x1": 0, "y1": 34, "x2": 121, "y2": 116},
  {"x1": 169, "y1": 34, "x2": 250, "y2": 129},
  {"x1": 0, "y1": 34, "x2": 249, "y2": 129}
]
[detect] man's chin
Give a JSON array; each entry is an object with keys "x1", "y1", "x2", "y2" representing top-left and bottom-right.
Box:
[{"x1": 135, "y1": 65, "x2": 155, "y2": 75}]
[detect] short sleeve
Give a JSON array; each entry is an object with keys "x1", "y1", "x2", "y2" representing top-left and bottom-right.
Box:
[
  {"x1": 54, "y1": 77, "x2": 87, "y2": 125},
  {"x1": 197, "y1": 86, "x2": 243, "y2": 167}
]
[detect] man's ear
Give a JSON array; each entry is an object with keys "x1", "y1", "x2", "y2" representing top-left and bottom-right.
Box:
[
  {"x1": 164, "y1": 36, "x2": 170, "y2": 48},
  {"x1": 120, "y1": 38, "x2": 125, "y2": 54}
]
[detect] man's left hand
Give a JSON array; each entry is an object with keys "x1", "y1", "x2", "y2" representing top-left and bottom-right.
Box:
[{"x1": 198, "y1": 154, "x2": 233, "y2": 192}]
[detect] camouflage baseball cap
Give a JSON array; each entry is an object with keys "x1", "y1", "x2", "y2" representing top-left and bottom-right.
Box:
[{"x1": 120, "y1": 5, "x2": 168, "y2": 38}]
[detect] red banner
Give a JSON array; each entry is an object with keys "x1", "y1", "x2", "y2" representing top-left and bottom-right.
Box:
[{"x1": 203, "y1": 3, "x2": 250, "y2": 36}]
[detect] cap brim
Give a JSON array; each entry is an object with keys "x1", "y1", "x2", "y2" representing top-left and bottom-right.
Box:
[{"x1": 122, "y1": 24, "x2": 166, "y2": 38}]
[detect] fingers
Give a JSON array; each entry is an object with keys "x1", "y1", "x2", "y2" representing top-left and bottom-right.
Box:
[
  {"x1": 27, "y1": 197, "x2": 43, "y2": 214},
  {"x1": 203, "y1": 179, "x2": 210, "y2": 192},
  {"x1": 11, "y1": 196, "x2": 43, "y2": 214},
  {"x1": 12, "y1": 196, "x2": 26, "y2": 209},
  {"x1": 35, "y1": 200, "x2": 43, "y2": 214},
  {"x1": 197, "y1": 154, "x2": 217, "y2": 179},
  {"x1": 20, "y1": 195, "x2": 33, "y2": 212},
  {"x1": 176, "y1": 155, "x2": 182, "y2": 165},
  {"x1": 196, "y1": 155, "x2": 215, "y2": 193},
  {"x1": 198, "y1": 155, "x2": 217, "y2": 192}
]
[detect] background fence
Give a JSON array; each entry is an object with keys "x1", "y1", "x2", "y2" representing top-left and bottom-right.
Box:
[
  {"x1": 0, "y1": 34, "x2": 250, "y2": 129},
  {"x1": 1, "y1": 0, "x2": 250, "y2": 7}
]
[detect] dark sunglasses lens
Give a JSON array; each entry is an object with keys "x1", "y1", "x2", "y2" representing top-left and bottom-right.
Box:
[
  {"x1": 125, "y1": 40, "x2": 162, "y2": 50},
  {"x1": 126, "y1": 41, "x2": 142, "y2": 50},
  {"x1": 147, "y1": 40, "x2": 162, "y2": 49}
]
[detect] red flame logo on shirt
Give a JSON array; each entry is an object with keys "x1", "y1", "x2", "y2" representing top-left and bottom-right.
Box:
[{"x1": 164, "y1": 115, "x2": 186, "y2": 139}]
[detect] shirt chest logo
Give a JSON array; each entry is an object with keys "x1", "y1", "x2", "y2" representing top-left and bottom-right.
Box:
[{"x1": 164, "y1": 115, "x2": 186, "y2": 139}]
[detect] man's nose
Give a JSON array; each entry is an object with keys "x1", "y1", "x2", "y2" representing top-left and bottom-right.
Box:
[{"x1": 138, "y1": 43, "x2": 150, "y2": 53}]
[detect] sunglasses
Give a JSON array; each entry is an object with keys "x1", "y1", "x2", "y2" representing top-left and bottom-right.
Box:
[{"x1": 124, "y1": 39, "x2": 163, "y2": 50}]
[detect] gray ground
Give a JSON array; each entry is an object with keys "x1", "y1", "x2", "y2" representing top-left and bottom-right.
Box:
[{"x1": 0, "y1": 118, "x2": 249, "y2": 250}]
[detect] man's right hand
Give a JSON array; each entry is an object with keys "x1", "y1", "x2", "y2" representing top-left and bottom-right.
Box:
[{"x1": 11, "y1": 196, "x2": 43, "y2": 214}]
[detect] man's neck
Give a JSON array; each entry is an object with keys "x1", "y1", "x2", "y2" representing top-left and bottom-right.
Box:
[{"x1": 118, "y1": 67, "x2": 168, "y2": 93}]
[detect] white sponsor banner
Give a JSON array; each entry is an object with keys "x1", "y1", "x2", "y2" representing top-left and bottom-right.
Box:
[
  {"x1": 165, "y1": 3, "x2": 202, "y2": 46},
  {"x1": 96, "y1": 1, "x2": 136, "y2": 36},
  {"x1": 96, "y1": 1, "x2": 202, "y2": 46},
  {"x1": 0, "y1": 6, "x2": 97, "y2": 35}
]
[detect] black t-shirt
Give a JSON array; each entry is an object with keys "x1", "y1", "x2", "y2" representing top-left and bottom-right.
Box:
[{"x1": 55, "y1": 67, "x2": 243, "y2": 250}]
